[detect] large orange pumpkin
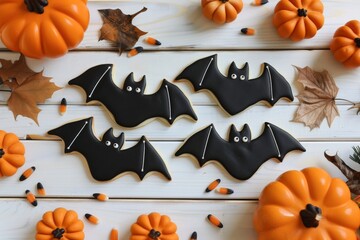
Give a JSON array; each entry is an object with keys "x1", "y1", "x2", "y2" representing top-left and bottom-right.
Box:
[
  {"x1": 130, "y1": 212, "x2": 179, "y2": 240},
  {"x1": 36, "y1": 207, "x2": 85, "y2": 240},
  {"x1": 273, "y1": 0, "x2": 324, "y2": 41},
  {"x1": 0, "y1": 0, "x2": 89, "y2": 59},
  {"x1": 253, "y1": 167, "x2": 360, "y2": 240},
  {"x1": 201, "y1": 0, "x2": 243, "y2": 24},
  {"x1": 330, "y1": 20, "x2": 360, "y2": 68},
  {"x1": 0, "y1": 130, "x2": 25, "y2": 177}
]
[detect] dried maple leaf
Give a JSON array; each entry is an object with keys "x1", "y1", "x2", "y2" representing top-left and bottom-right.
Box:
[
  {"x1": 0, "y1": 55, "x2": 61, "y2": 125},
  {"x1": 98, "y1": 7, "x2": 148, "y2": 54},
  {"x1": 293, "y1": 66, "x2": 340, "y2": 130},
  {"x1": 0, "y1": 55, "x2": 36, "y2": 85}
]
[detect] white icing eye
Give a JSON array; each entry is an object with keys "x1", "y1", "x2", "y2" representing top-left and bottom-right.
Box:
[
  {"x1": 231, "y1": 73, "x2": 237, "y2": 79},
  {"x1": 105, "y1": 141, "x2": 111, "y2": 146},
  {"x1": 240, "y1": 75, "x2": 246, "y2": 80},
  {"x1": 234, "y1": 136, "x2": 240, "y2": 142},
  {"x1": 135, "y1": 87, "x2": 141, "y2": 93},
  {"x1": 113, "y1": 143, "x2": 119, "y2": 149},
  {"x1": 242, "y1": 136, "x2": 249, "y2": 142},
  {"x1": 126, "y1": 86, "x2": 132, "y2": 92}
]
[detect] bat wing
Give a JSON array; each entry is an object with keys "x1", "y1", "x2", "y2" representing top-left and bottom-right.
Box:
[
  {"x1": 68, "y1": 64, "x2": 115, "y2": 103},
  {"x1": 175, "y1": 54, "x2": 222, "y2": 91},
  {"x1": 151, "y1": 79, "x2": 197, "y2": 124},
  {"x1": 121, "y1": 136, "x2": 172, "y2": 180},
  {"x1": 259, "y1": 122, "x2": 306, "y2": 162},
  {"x1": 47, "y1": 117, "x2": 97, "y2": 154}
]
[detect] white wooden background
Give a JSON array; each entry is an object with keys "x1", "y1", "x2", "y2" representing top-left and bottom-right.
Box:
[{"x1": 1, "y1": 0, "x2": 360, "y2": 239}]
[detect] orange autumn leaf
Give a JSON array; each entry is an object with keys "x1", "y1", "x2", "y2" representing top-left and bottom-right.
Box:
[
  {"x1": 0, "y1": 55, "x2": 61, "y2": 125},
  {"x1": 98, "y1": 7, "x2": 148, "y2": 54},
  {"x1": 293, "y1": 66, "x2": 340, "y2": 130}
]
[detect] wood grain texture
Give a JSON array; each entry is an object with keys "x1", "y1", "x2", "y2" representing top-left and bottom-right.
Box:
[
  {"x1": 0, "y1": 199, "x2": 257, "y2": 240},
  {"x1": 0, "y1": 141, "x2": 357, "y2": 198}
]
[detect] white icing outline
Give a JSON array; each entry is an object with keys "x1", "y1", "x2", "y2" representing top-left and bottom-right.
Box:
[
  {"x1": 165, "y1": 85, "x2": 172, "y2": 120},
  {"x1": 199, "y1": 58, "x2": 213, "y2": 86},
  {"x1": 202, "y1": 125, "x2": 213, "y2": 159},
  {"x1": 267, "y1": 124, "x2": 281, "y2": 157},
  {"x1": 89, "y1": 66, "x2": 111, "y2": 98},
  {"x1": 141, "y1": 140, "x2": 146, "y2": 172},
  {"x1": 67, "y1": 121, "x2": 88, "y2": 150},
  {"x1": 266, "y1": 65, "x2": 274, "y2": 101}
]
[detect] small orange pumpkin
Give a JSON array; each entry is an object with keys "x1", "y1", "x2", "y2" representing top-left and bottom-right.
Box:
[
  {"x1": 201, "y1": 0, "x2": 243, "y2": 24},
  {"x1": 330, "y1": 20, "x2": 360, "y2": 68},
  {"x1": 273, "y1": 0, "x2": 324, "y2": 41},
  {"x1": 253, "y1": 167, "x2": 360, "y2": 240},
  {"x1": 0, "y1": 0, "x2": 89, "y2": 59},
  {"x1": 130, "y1": 212, "x2": 179, "y2": 240},
  {"x1": 0, "y1": 130, "x2": 25, "y2": 177},
  {"x1": 36, "y1": 207, "x2": 85, "y2": 240}
]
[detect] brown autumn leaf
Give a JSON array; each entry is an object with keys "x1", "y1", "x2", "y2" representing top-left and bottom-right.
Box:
[
  {"x1": 98, "y1": 7, "x2": 148, "y2": 54},
  {"x1": 0, "y1": 55, "x2": 61, "y2": 125},
  {"x1": 0, "y1": 55, "x2": 36, "y2": 85},
  {"x1": 293, "y1": 66, "x2": 340, "y2": 130}
]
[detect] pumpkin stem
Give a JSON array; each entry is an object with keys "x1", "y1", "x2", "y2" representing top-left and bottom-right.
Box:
[
  {"x1": 0, "y1": 149, "x2": 4, "y2": 158},
  {"x1": 52, "y1": 228, "x2": 65, "y2": 239},
  {"x1": 297, "y1": 8, "x2": 308, "y2": 17},
  {"x1": 221, "y1": 0, "x2": 229, "y2": 2},
  {"x1": 300, "y1": 204, "x2": 322, "y2": 228},
  {"x1": 355, "y1": 38, "x2": 360, "y2": 48},
  {"x1": 148, "y1": 229, "x2": 161, "y2": 239},
  {"x1": 24, "y1": 0, "x2": 48, "y2": 14}
]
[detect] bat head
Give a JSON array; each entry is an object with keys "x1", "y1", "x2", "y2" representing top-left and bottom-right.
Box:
[
  {"x1": 229, "y1": 124, "x2": 252, "y2": 144},
  {"x1": 101, "y1": 128, "x2": 125, "y2": 151},
  {"x1": 227, "y1": 62, "x2": 249, "y2": 81},
  {"x1": 123, "y1": 73, "x2": 146, "y2": 95}
]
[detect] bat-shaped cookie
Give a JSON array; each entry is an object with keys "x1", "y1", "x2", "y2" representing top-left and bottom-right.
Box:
[
  {"x1": 175, "y1": 122, "x2": 305, "y2": 180},
  {"x1": 175, "y1": 54, "x2": 294, "y2": 115},
  {"x1": 69, "y1": 64, "x2": 197, "y2": 128},
  {"x1": 48, "y1": 117, "x2": 171, "y2": 181}
]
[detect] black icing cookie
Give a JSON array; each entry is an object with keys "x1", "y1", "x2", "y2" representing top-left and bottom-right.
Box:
[
  {"x1": 175, "y1": 123, "x2": 305, "y2": 180},
  {"x1": 175, "y1": 54, "x2": 294, "y2": 115},
  {"x1": 48, "y1": 117, "x2": 171, "y2": 181},
  {"x1": 69, "y1": 64, "x2": 197, "y2": 128}
]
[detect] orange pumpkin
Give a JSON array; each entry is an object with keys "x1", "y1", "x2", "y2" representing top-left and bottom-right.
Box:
[
  {"x1": 253, "y1": 167, "x2": 360, "y2": 240},
  {"x1": 273, "y1": 0, "x2": 324, "y2": 41},
  {"x1": 36, "y1": 207, "x2": 85, "y2": 240},
  {"x1": 0, "y1": 0, "x2": 89, "y2": 59},
  {"x1": 201, "y1": 0, "x2": 243, "y2": 24},
  {"x1": 0, "y1": 130, "x2": 25, "y2": 177},
  {"x1": 130, "y1": 212, "x2": 179, "y2": 240},
  {"x1": 330, "y1": 20, "x2": 360, "y2": 68}
]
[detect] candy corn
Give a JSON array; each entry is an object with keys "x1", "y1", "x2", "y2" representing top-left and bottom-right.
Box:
[
  {"x1": 207, "y1": 214, "x2": 223, "y2": 228},
  {"x1": 110, "y1": 228, "x2": 118, "y2": 240},
  {"x1": 145, "y1": 37, "x2": 161, "y2": 46},
  {"x1": 241, "y1": 28, "x2": 255, "y2": 35},
  {"x1": 59, "y1": 98, "x2": 67, "y2": 115},
  {"x1": 19, "y1": 166, "x2": 36, "y2": 181},
  {"x1": 205, "y1": 179, "x2": 221, "y2": 192},
  {"x1": 36, "y1": 182, "x2": 46, "y2": 196},
  {"x1": 216, "y1": 187, "x2": 234, "y2": 195},
  {"x1": 25, "y1": 190, "x2": 37, "y2": 207},
  {"x1": 253, "y1": 0, "x2": 269, "y2": 6},
  {"x1": 93, "y1": 193, "x2": 109, "y2": 201},
  {"x1": 85, "y1": 213, "x2": 99, "y2": 224},
  {"x1": 128, "y1": 47, "x2": 144, "y2": 58}
]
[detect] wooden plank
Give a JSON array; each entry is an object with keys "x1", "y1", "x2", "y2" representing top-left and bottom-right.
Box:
[
  {"x1": 0, "y1": 141, "x2": 357, "y2": 198},
  {"x1": 1, "y1": 51, "x2": 359, "y2": 105},
  {"x1": 0, "y1": 199, "x2": 257, "y2": 240},
  {"x1": 0, "y1": 104, "x2": 359, "y2": 140},
  {"x1": 1, "y1": 0, "x2": 359, "y2": 50}
]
